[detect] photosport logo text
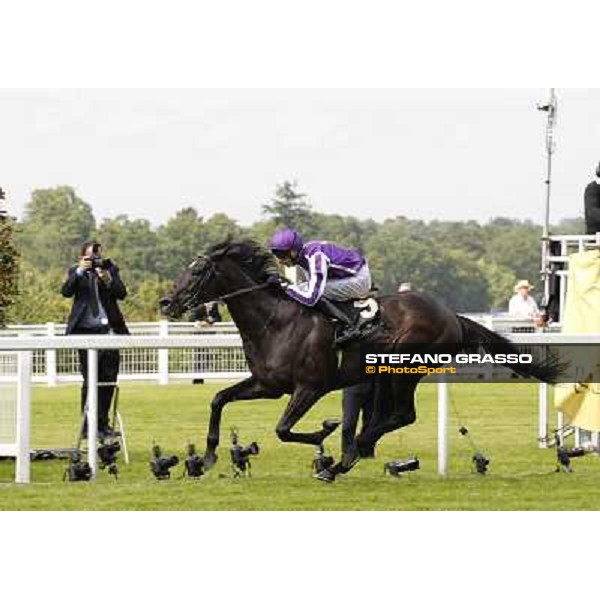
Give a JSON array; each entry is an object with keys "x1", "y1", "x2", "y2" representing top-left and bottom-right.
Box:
[{"x1": 363, "y1": 352, "x2": 533, "y2": 377}]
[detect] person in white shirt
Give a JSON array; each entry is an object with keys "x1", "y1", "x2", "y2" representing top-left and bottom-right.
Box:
[{"x1": 508, "y1": 280, "x2": 540, "y2": 319}]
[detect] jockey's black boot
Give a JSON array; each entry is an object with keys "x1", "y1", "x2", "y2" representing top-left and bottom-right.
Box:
[
  {"x1": 316, "y1": 296, "x2": 353, "y2": 324},
  {"x1": 316, "y1": 297, "x2": 361, "y2": 348}
]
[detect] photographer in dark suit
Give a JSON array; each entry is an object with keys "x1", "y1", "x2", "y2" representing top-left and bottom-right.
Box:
[
  {"x1": 61, "y1": 240, "x2": 129, "y2": 438},
  {"x1": 584, "y1": 161, "x2": 600, "y2": 234}
]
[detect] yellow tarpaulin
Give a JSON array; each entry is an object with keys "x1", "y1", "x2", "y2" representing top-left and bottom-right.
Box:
[{"x1": 554, "y1": 249, "x2": 600, "y2": 431}]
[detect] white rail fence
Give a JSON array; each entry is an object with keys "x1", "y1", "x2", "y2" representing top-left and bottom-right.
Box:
[
  {"x1": 0, "y1": 327, "x2": 587, "y2": 483},
  {"x1": 436, "y1": 331, "x2": 600, "y2": 474},
  {"x1": 0, "y1": 351, "x2": 31, "y2": 483},
  {"x1": 0, "y1": 321, "x2": 246, "y2": 385},
  {"x1": 0, "y1": 317, "x2": 540, "y2": 386},
  {"x1": 0, "y1": 334, "x2": 245, "y2": 482}
]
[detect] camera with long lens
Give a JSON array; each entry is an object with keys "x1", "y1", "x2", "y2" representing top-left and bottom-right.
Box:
[
  {"x1": 472, "y1": 452, "x2": 490, "y2": 475},
  {"x1": 90, "y1": 256, "x2": 105, "y2": 270},
  {"x1": 150, "y1": 444, "x2": 179, "y2": 480},
  {"x1": 98, "y1": 440, "x2": 120, "y2": 479},
  {"x1": 555, "y1": 434, "x2": 586, "y2": 472},
  {"x1": 384, "y1": 456, "x2": 420, "y2": 477},
  {"x1": 312, "y1": 443, "x2": 334, "y2": 475},
  {"x1": 84, "y1": 242, "x2": 111, "y2": 271},
  {"x1": 183, "y1": 443, "x2": 205, "y2": 479},
  {"x1": 88, "y1": 256, "x2": 112, "y2": 271},
  {"x1": 64, "y1": 451, "x2": 92, "y2": 482},
  {"x1": 230, "y1": 428, "x2": 259, "y2": 477}
]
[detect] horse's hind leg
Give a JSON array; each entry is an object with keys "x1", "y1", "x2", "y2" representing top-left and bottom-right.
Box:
[
  {"x1": 355, "y1": 378, "x2": 419, "y2": 456},
  {"x1": 275, "y1": 387, "x2": 332, "y2": 446},
  {"x1": 204, "y1": 376, "x2": 281, "y2": 469},
  {"x1": 355, "y1": 402, "x2": 417, "y2": 455},
  {"x1": 357, "y1": 410, "x2": 416, "y2": 455}
]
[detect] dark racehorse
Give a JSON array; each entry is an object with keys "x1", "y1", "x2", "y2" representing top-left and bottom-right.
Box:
[{"x1": 160, "y1": 240, "x2": 562, "y2": 480}]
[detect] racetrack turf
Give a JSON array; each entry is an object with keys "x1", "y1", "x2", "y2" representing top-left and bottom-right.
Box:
[{"x1": 1, "y1": 381, "x2": 598, "y2": 510}]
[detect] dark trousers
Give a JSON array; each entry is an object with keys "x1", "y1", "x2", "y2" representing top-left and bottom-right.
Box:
[
  {"x1": 342, "y1": 380, "x2": 375, "y2": 448},
  {"x1": 72, "y1": 328, "x2": 120, "y2": 430}
]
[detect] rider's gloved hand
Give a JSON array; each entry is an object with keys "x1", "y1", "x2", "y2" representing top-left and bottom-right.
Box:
[{"x1": 266, "y1": 274, "x2": 284, "y2": 287}]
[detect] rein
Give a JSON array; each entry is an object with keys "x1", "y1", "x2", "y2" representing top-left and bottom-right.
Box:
[
  {"x1": 214, "y1": 282, "x2": 281, "y2": 336},
  {"x1": 183, "y1": 255, "x2": 279, "y2": 332},
  {"x1": 214, "y1": 281, "x2": 270, "y2": 302},
  {"x1": 213, "y1": 280, "x2": 281, "y2": 339},
  {"x1": 210, "y1": 278, "x2": 281, "y2": 338}
]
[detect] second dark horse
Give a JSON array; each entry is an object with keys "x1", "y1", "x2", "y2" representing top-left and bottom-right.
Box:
[{"x1": 160, "y1": 240, "x2": 561, "y2": 481}]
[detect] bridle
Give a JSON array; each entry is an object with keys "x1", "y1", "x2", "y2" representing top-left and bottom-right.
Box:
[
  {"x1": 182, "y1": 256, "x2": 281, "y2": 336},
  {"x1": 182, "y1": 260, "x2": 217, "y2": 312},
  {"x1": 182, "y1": 257, "x2": 272, "y2": 310}
]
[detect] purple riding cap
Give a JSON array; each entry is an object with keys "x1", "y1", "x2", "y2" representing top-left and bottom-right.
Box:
[
  {"x1": 270, "y1": 229, "x2": 304, "y2": 253},
  {"x1": 269, "y1": 229, "x2": 366, "y2": 306}
]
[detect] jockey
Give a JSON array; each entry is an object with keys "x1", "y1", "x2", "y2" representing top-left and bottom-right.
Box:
[{"x1": 269, "y1": 228, "x2": 373, "y2": 346}]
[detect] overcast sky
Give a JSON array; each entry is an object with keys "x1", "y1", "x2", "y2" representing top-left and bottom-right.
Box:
[{"x1": 1, "y1": 88, "x2": 599, "y2": 227}]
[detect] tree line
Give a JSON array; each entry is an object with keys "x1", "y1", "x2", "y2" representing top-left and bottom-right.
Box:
[
  {"x1": 0, "y1": 188, "x2": 19, "y2": 327},
  {"x1": 3, "y1": 182, "x2": 585, "y2": 325}
]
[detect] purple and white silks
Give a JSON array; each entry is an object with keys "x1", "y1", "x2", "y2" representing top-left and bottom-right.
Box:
[{"x1": 285, "y1": 241, "x2": 371, "y2": 306}]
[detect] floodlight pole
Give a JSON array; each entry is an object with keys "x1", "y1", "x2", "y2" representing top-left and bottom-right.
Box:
[
  {"x1": 538, "y1": 88, "x2": 558, "y2": 304},
  {"x1": 0, "y1": 187, "x2": 8, "y2": 220}
]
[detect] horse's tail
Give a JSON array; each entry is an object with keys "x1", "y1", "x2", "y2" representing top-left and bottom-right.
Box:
[{"x1": 457, "y1": 315, "x2": 563, "y2": 384}]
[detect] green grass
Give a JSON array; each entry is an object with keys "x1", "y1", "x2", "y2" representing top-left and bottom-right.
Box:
[{"x1": 1, "y1": 381, "x2": 599, "y2": 510}]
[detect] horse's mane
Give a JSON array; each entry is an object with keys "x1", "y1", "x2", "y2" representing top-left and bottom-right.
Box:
[{"x1": 207, "y1": 239, "x2": 280, "y2": 283}]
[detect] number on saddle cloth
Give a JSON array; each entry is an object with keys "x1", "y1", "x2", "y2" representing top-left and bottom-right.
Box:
[
  {"x1": 353, "y1": 298, "x2": 379, "y2": 321},
  {"x1": 333, "y1": 297, "x2": 379, "y2": 321}
]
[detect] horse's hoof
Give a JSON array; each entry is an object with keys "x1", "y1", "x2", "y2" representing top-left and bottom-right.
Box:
[
  {"x1": 322, "y1": 419, "x2": 341, "y2": 434},
  {"x1": 203, "y1": 453, "x2": 218, "y2": 470},
  {"x1": 314, "y1": 468, "x2": 336, "y2": 483}
]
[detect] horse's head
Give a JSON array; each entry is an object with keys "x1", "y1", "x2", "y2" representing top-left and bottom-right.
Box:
[
  {"x1": 159, "y1": 254, "x2": 218, "y2": 319},
  {"x1": 159, "y1": 239, "x2": 281, "y2": 319}
]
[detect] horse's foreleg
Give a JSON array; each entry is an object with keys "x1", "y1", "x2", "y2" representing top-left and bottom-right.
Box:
[
  {"x1": 355, "y1": 377, "x2": 419, "y2": 456},
  {"x1": 275, "y1": 387, "x2": 331, "y2": 446},
  {"x1": 204, "y1": 376, "x2": 281, "y2": 469}
]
